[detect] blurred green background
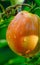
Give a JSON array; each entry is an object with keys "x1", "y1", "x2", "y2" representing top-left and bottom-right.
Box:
[{"x1": 0, "y1": 0, "x2": 40, "y2": 65}]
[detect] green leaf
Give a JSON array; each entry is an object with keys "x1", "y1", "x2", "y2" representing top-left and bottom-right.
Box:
[
  {"x1": 35, "y1": 0, "x2": 40, "y2": 6},
  {"x1": 33, "y1": 7, "x2": 40, "y2": 16},
  {"x1": 10, "y1": 0, "x2": 24, "y2": 5},
  {"x1": 0, "y1": 16, "x2": 14, "y2": 39},
  {"x1": 0, "y1": 39, "x2": 7, "y2": 48},
  {"x1": 0, "y1": 46, "x2": 18, "y2": 64},
  {"x1": 23, "y1": 6, "x2": 30, "y2": 11}
]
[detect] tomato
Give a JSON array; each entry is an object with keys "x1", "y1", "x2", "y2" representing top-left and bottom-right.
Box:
[{"x1": 6, "y1": 11, "x2": 40, "y2": 57}]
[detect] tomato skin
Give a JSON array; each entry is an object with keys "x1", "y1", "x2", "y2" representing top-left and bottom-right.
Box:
[{"x1": 6, "y1": 11, "x2": 40, "y2": 57}]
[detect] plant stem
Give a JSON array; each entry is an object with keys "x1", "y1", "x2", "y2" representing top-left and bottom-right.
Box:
[{"x1": 0, "y1": 4, "x2": 32, "y2": 19}]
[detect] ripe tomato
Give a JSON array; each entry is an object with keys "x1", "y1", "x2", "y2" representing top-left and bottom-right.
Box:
[{"x1": 6, "y1": 11, "x2": 40, "y2": 57}]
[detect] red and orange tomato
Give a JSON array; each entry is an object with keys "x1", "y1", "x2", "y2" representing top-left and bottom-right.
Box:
[{"x1": 6, "y1": 11, "x2": 40, "y2": 57}]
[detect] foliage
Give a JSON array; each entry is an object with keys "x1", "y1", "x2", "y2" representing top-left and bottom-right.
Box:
[{"x1": 0, "y1": 0, "x2": 40, "y2": 65}]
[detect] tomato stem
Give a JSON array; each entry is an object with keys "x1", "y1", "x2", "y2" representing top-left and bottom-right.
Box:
[{"x1": 0, "y1": 4, "x2": 32, "y2": 19}]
